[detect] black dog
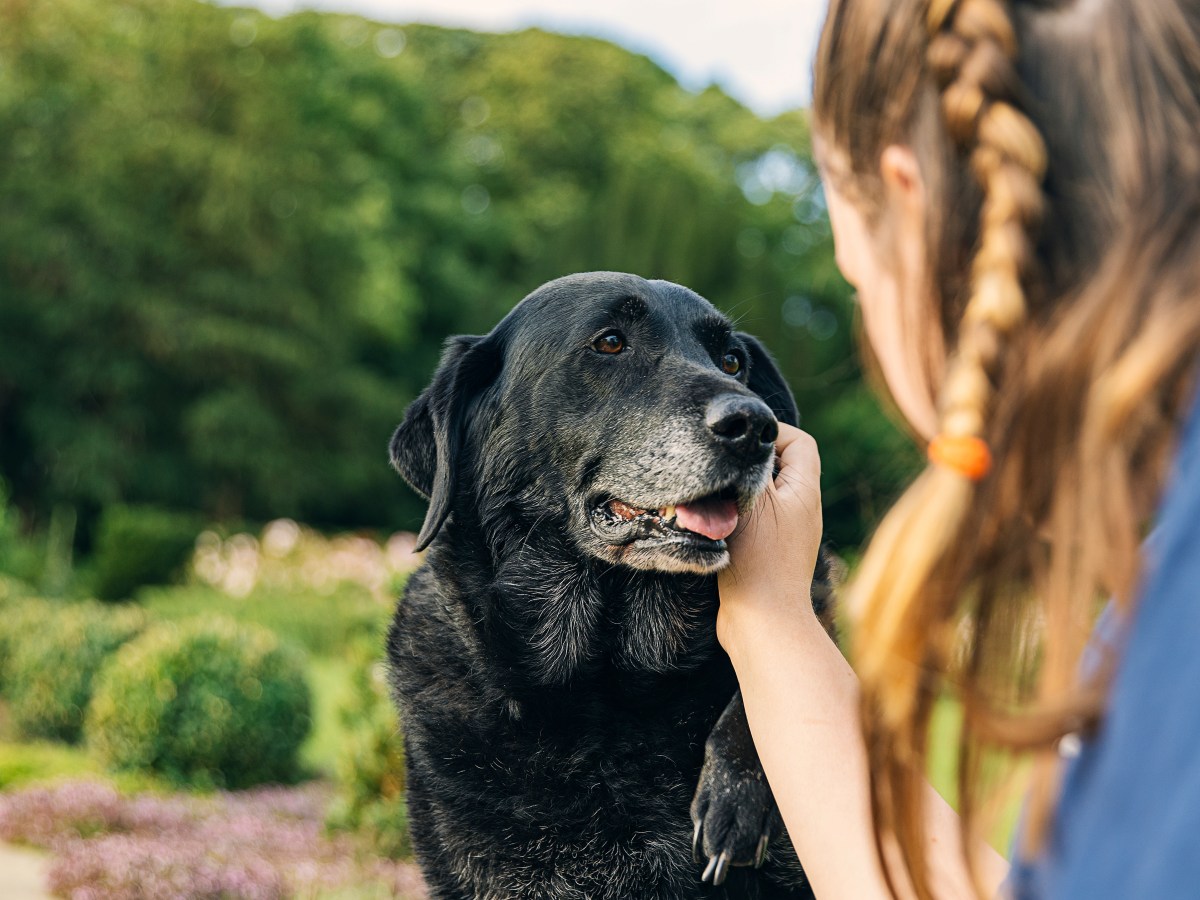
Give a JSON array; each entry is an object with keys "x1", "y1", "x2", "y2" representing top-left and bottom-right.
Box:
[{"x1": 387, "y1": 273, "x2": 832, "y2": 899}]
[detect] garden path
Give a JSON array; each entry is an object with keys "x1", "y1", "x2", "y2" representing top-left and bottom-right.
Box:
[{"x1": 0, "y1": 841, "x2": 52, "y2": 899}]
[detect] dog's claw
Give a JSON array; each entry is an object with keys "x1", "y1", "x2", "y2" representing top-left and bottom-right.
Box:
[
  {"x1": 755, "y1": 835, "x2": 768, "y2": 868},
  {"x1": 691, "y1": 693, "x2": 786, "y2": 884},
  {"x1": 701, "y1": 851, "x2": 731, "y2": 886},
  {"x1": 690, "y1": 754, "x2": 781, "y2": 878},
  {"x1": 713, "y1": 851, "x2": 730, "y2": 886}
]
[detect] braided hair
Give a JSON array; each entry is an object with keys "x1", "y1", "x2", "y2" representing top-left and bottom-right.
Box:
[
  {"x1": 857, "y1": 0, "x2": 1048, "y2": 728},
  {"x1": 814, "y1": 0, "x2": 1200, "y2": 895},
  {"x1": 846, "y1": 5, "x2": 1050, "y2": 892}
]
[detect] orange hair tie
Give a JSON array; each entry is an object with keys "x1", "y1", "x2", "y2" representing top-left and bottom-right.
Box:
[{"x1": 928, "y1": 434, "x2": 992, "y2": 481}]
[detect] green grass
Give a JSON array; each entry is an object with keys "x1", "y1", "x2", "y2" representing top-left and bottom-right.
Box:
[
  {"x1": 0, "y1": 740, "x2": 98, "y2": 788},
  {"x1": 0, "y1": 740, "x2": 171, "y2": 793},
  {"x1": 302, "y1": 655, "x2": 357, "y2": 777}
]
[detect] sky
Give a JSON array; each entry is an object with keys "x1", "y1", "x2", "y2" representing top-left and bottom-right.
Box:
[{"x1": 216, "y1": 0, "x2": 827, "y2": 116}]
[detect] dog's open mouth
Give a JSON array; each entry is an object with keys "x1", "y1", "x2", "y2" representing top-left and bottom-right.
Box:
[
  {"x1": 591, "y1": 486, "x2": 743, "y2": 549},
  {"x1": 608, "y1": 496, "x2": 740, "y2": 542}
]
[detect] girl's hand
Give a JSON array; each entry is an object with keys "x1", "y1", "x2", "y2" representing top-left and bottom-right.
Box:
[{"x1": 718, "y1": 422, "x2": 824, "y2": 659}]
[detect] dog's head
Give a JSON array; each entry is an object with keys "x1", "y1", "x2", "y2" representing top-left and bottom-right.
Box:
[{"x1": 390, "y1": 272, "x2": 797, "y2": 575}]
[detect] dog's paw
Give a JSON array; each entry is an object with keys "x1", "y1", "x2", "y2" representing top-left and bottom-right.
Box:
[{"x1": 690, "y1": 756, "x2": 782, "y2": 885}]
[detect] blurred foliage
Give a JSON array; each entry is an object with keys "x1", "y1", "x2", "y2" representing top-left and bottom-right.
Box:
[
  {"x1": 87, "y1": 616, "x2": 311, "y2": 788},
  {"x1": 300, "y1": 656, "x2": 354, "y2": 777},
  {"x1": 188, "y1": 519, "x2": 417, "y2": 606},
  {"x1": 6, "y1": 601, "x2": 146, "y2": 743},
  {"x1": 0, "y1": 584, "x2": 371, "y2": 794},
  {"x1": 0, "y1": 740, "x2": 170, "y2": 792},
  {"x1": 0, "y1": 481, "x2": 42, "y2": 586},
  {"x1": 0, "y1": 740, "x2": 107, "y2": 789},
  {"x1": 141, "y1": 581, "x2": 388, "y2": 657},
  {"x1": 0, "y1": 0, "x2": 919, "y2": 551},
  {"x1": 90, "y1": 504, "x2": 203, "y2": 601},
  {"x1": 0, "y1": 569, "x2": 33, "y2": 605},
  {"x1": 326, "y1": 640, "x2": 410, "y2": 859},
  {"x1": 0, "y1": 595, "x2": 52, "y2": 696}
]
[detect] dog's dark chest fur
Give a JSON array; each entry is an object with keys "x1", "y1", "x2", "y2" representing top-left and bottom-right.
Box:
[{"x1": 389, "y1": 534, "x2": 766, "y2": 899}]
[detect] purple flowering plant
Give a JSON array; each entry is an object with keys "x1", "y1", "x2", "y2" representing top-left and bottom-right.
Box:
[{"x1": 0, "y1": 780, "x2": 426, "y2": 899}]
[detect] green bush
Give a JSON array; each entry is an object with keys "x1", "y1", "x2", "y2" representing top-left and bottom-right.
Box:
[
  {"x1": 90, "y1": 505, "x2": 202, "y2": 602},
  {"x1": 0, "y1": 595, "x2": 53, "y2": 696},
  {"x1": 326, "y1": 641, "x2": 410, "y2": 858},
  {"x1": 6, "y1": 602, "x2": 147, "y2": 742},
  {"x1": 87, "y1": 616, "x2": 312, "y2": 789}
]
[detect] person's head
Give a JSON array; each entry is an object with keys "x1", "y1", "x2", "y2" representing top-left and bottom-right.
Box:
[{"x1": 812, "y1": 0, "x2": 1200, "y2": 893}]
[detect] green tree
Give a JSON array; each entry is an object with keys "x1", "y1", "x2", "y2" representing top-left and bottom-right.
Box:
[{"x1": 0, "y1": 0, "x2": 917, "y2": 552}]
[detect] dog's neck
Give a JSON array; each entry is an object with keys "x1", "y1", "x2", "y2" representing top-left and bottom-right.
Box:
[{"x1": 424, "y1": 497, "x2": 723, "y2": 696}]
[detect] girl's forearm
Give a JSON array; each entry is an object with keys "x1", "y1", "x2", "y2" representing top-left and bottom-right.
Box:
[{"x1": 724, "y1": 604, "x2": 1010, "y2": 900}]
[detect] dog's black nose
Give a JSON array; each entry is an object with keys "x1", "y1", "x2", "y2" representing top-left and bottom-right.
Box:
[{"x1": 706, "y1": 394, "x2": 778, "y2": 458}]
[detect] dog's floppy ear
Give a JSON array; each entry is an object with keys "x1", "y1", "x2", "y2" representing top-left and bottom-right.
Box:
[
  {"x1": 389, "y1": 334, "x2": 501, "y2": 550},
  {"x1": 738, "y1": 333, "x2": 799, "y2": 427}
]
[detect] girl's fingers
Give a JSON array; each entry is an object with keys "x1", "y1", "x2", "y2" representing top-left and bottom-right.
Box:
[
  {"x1": 772, "y1": 423, "x2": 821, "y2": 501},
  {"x1": 721, "y1": 422, "x2": 825, "y2": 622},
  {"x1": 773, "y1": 421, "x2": 807, "y2": 452}
]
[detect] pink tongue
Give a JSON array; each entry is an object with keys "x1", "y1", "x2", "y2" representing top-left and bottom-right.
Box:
[{"x1": 675, "y1": 498, "x2": 739, "y2": 542}]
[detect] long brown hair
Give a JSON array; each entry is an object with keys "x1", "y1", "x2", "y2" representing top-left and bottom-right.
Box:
[{"x1": 813, "y1": 0, "x2": 1200, "y2": 895}]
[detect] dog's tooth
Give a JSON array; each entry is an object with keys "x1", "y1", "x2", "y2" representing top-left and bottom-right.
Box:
[
  {"x1": 611, "y1": 500, "x2": 640, "y2": 521},
  {"x1": 661, "y1": 504, "x2": 676, "y2": 520}
]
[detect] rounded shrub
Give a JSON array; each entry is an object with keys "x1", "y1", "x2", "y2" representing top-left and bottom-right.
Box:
[
  {"x1": 90, "y1": 505, "x2": 202, "y2": 601},
  {"x1": 7, "y1": 602, "x2": 147, "y2": 742},
  {"x1": 87, "y1": 617, "x2": 312, "y2": 788}
]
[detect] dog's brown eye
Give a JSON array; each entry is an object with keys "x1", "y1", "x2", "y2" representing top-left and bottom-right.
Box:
[
  {"x1": 594, "y1": 330, "x2": 625, "y2": 354},
  {"x1": 721, "y1": 352, "x2": 742, "y2": 375}
]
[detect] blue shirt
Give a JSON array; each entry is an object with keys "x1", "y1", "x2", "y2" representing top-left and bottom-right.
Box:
[{"x1": 1010, "y1": 387, "x2": 1200, "y2": 898}]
